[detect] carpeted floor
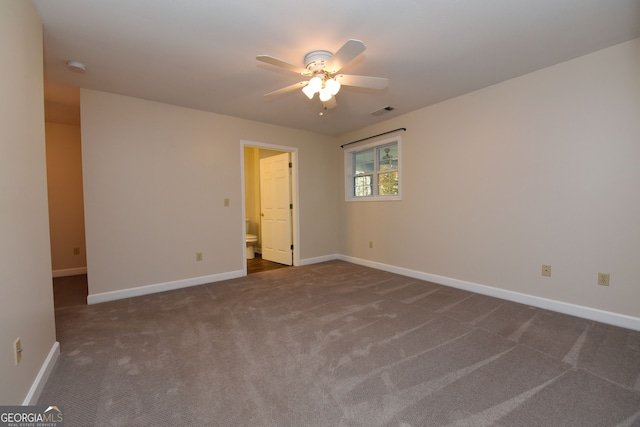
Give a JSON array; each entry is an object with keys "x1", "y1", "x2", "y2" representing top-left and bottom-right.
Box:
[{"x1": 40, "y1": 261, "x2": 640, "y2": 426}]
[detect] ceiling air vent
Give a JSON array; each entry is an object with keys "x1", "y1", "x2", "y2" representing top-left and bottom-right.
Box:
[{"x1": 370, "y1": 106, "x2": 395, "y2": 116}]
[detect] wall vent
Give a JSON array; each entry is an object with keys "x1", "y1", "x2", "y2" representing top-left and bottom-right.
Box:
[{"x1": 370, "y1": 106, "x2": 395, "y2": 116}]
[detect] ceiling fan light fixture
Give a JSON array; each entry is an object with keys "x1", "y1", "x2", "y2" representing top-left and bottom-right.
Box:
[
  {"x1": 319, "y1": 87, "x2": 332, "y2": 102},
  {"x1": 326, "y1": 78, "x2": 340, "y2": 95},
  {"x1": 302, "y1": 84, "x2": 316, "y2": 99},
  {"x1": 258, "y1": 39, "x2": 388, "y2": 111},
  {"x1": 308, "y1": 76, "x2": 323, "y2": 92}
]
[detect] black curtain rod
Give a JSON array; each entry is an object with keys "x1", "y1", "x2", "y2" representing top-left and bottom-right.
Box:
[{"x1": 340, "y1": 128, "x2": 407, "y2": 148}]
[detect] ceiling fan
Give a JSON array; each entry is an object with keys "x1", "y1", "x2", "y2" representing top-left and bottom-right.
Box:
[{"x1": 257, "y1": 39, "x2": 389, "y2": 110}]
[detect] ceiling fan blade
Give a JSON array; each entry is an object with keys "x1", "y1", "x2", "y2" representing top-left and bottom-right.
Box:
[
  {"x1": 335, "y1": 74, "x2": 389, "y2": 90},
  {"x1": 264, "y1": 81, "x2": 308, "y2": 98},
  {"x1": 322, "y1": 97, "x2": 337, "y2": 110},
  {"x1": 324, "y1": 39, "x2": 366, "y2": 74},
  {"x1": 256, "y1": 55, "x2": 308, "y2": 75}
]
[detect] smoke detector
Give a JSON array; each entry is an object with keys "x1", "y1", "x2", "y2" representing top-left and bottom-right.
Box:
[{"x1": 66, "y1": 60, "x2": 86, "y2": 73}]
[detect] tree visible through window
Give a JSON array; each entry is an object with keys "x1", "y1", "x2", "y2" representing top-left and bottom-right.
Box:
[{"x1": 345, "y1": 137, "x2": 400, "y2": 201}]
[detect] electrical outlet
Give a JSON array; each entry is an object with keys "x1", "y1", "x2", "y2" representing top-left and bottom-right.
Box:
[
  {"x1": 223, "y1": 198, "x2": 230, "y2": 207},
  {"x1": 598, "y1": 272, "x2": 610, "y2": 286},
  {"x1": 196, "y1": 252, "x2": 203, "y2": 262},
  {"x1": 369, "y1": 241, "x2": 373, "y2": 248},
  {"x1": 541, "y1": 265, "x2": 551, "y2": 277},
  {"x1": 14, "y1": 338, "x2": 22, "y2": 365},
  {"x1": 73, "y1": 247, "x2": 80, "y2": 255}
]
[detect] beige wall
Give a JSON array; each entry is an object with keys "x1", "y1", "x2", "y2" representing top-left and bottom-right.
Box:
[
  {"x1": 338, "y1": 38, "x2": 640, "y2": 319},
  {"x1": 45, "y1": 123, "x2": 87, "y2": 272},
  {"x1": 0, "y1": 1, "x2": 57, "y2": 404},
  {"x1": 81, "y1": 90, "x2": 338, "y2": 298}
]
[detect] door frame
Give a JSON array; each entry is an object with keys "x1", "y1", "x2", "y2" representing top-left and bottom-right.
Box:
[{"x1": 240, "y1": 140, "x2": 300, "y2": 273}]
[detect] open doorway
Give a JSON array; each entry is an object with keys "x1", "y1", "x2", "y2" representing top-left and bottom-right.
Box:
[
  {"x1": 44, "y1": 84, "x2": 88, "y2": 309},
  {"x1": 241, "y1": 140, "x2": 300, "y2": 274}
]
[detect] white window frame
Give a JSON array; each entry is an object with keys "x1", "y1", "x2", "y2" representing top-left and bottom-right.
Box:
[{"x1": 344, "y1": 136, "x2": 401, "y2": 202}]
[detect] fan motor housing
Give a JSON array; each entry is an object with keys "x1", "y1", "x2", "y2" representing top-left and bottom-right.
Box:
[{"x1": 304, "y1": 50, "x2": 333, "y2": 71}]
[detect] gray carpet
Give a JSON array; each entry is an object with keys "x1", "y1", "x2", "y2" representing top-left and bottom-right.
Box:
[{"x1": 39, "y1": 261, "x2": 640, "y2": 426}]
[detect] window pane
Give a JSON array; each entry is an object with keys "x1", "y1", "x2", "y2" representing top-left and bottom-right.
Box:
[
  {"x1": 378, "y1": 171, "x2": 398, "y2": 195},
  {"x1": 344, "y1": 136, "x2": 400, "y2": 202},
  {"x1": 378, "y1": 143, "x2": 398, "y2": 171},
  {"x1": 354, "y1": 149, "x2": 374, "y2": 174},
  {"x1": 354, "y1": 175, "x2": 372, "y2": 197}
]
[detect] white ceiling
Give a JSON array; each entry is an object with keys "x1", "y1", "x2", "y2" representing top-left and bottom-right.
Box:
[{"x1": 34, "y1": 0, "x2": 640, "y2": 136}]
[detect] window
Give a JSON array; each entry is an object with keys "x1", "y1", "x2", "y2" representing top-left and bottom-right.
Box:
[{"x1": 345, "y1": 136, "x2": 401, "y2": 201}]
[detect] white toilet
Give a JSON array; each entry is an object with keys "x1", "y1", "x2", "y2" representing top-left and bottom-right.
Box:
[{"x1": 245, "y1": 218, "x2": 258, "y2": 259}]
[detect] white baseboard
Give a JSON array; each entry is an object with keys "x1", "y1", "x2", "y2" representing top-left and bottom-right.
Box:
[
  {"x1": 82, "y1": 254, "x2": 639, "y2": 330},
  {"x1": 52, "y1": 267, "x2": 87, "y2": 278},
  {"x1": 23, "y1": 341, "x2": 60, "y2": 405},
  {"x1": 298, "y1": 253, "x2": 340, "y2": 266},
  {"x1": 86, "y1": 255, "x2": 343, "y2": 304},
  {"x1": 338, "y1": 255, "x2": 640, "y2": 331},
  {"x1": 87, "y1": 270, "x2": 245, "y2": 305}
]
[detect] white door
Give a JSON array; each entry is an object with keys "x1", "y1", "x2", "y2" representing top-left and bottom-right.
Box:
[{"x1": 260, "y1": 152, "x2": 293, "y2": 265}]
